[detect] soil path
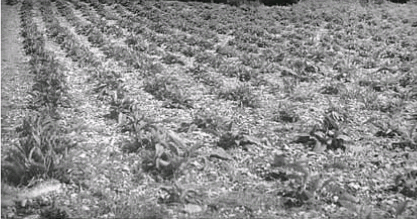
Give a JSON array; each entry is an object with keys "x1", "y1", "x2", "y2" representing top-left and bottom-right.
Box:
[{"x1": 1, "y1": 1, "x2": 32, "y2": 148}]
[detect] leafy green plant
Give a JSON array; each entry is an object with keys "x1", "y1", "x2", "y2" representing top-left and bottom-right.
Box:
[
  {"x1": 121, "y1": 117, "x2": 156, "y2": 153},
  {"x1": 393, "y1": 169, "x2": 417, "y2": 199},
  {"x1": 270, "y1": 153, "x2": 360, "y2": 211},
  {"x1": 293, "y1": 115, "x2": 349, "y2": 153},
  {"x1": 28, "y1": 55, "x2": 70, "y2": 112},
  {"x1": 218, "y1": 83, "x2": 260, "y2": 108},
  {"x1": 108, "y1": 92, "x2": 135, "y2": 122},
  {"x1": 22, "y1": 35, "x2": 45, "y2": 56},
  {"x1": 188, "y1": 65, "x2": 221, "y2": 87},
  {"x1": 177, "y1": 110, "x2": 232, "y2": 137},
  {"x1": 272, "y1": 109, "x2": 300, "y2": 123},
  {"x1": 261, "y1": 48, "x2": 285, "y2": 63},
  {"x1": 112, "y1": 199, "x2": 168, "y2": 218},
  {"x1": 236, "y1": 42, "x2": 259, "y2": 53},
  {"x1": 87, "y1": 28, "x2": 105, "y2": 47},
  {"x1": 219, "y1": 63, "x2": 253, "y2": 81},
  {"x1": 142, "y1": 61, "x2": 164, "y2": 77},
  {"x1": 392, "y1": 122, "x2": 417, "y2": 150},
  {"x1": 320, "y1": 84, "x2": 340, "y2": 95},
  {"x1": 159, "y1": 181, "x2": 203, "y2": 205},
  {"x1": 365, "y1": 117, "x2": 415, "y2": 148},
  {"x1": 180, "y1": 45, "x2": 198, "y2": 57},
  {"x1": 143, "y1": 75, "x2": 193, "y2": 109},
  {"x1": 194, "y1": 51, "x2": 217, "y2": 65},
  {"x1": 193, "y1": 110, "x2": 232, "y2": 133},
  {"x1": 91, "y1": 70, "x2": 126, "y2": 100},
  {"x1": 121, "y1": 113, "x2": 203, "y2": 180},
  {"x1": 138, "y1": 127, "x2": 192, "y2": 180},
  {"x1": 161, "y1": 53, "x2": 185, "y2": 65},
  {"x1": 216, "y1": 45, "x2": 237, "y2": 58},
  {"x1": 239, "y1": 54, "x2": 264, "y2": 69},
  {"x1": 6, "y1": 0, "x2": 18, "y2": 5},
  {"x1": 2, "y1": 113, "x2": 74, "y2": 186},
  {"x1": 217, "y1": 130, "x2": 262, "y2": 151}
]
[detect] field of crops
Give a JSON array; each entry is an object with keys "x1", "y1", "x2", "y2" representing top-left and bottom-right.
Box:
[{"x1": 1, "y1": 0, "x2": 417, "y2": 218}]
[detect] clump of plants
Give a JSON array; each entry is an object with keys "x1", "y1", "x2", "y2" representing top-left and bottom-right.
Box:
[
  {"x1": 194, "y1": 51, "x2": 217, "y2": 65},
  {"x1": 188, "y1": 65, "x2": 221, "y2": 87},
  {"x1": 161, "y1": 53, "x2": 185, "y2": 65},
  {"x1": 1, "y1": 113, "x2": 75, "y2": 186},
  {"x1": 392, "y1": 168, "x2": 417, "y2": 199},
  {"x1": 121, "y1": 113, "x2": 200, "y2": 181},
  {"x1": 216, "y1": 45, "x2": 237, "y2": 58},
  {"x1": 217, "y1": 132, "x2": 261, "y2": 151},
  {"x1": 293, "y1": 113, "x2": 350, "y2": 153},
  {"x1": 87, "y1": 28, "x2": 106, "y2": 47},
  {"x1": 219, "y1": 63, "x2": 253, "y2": 82},
  {"x1": 159, "y1": 181, "x2": 205, "y2": 207},
  {"x1": 272, "y1": 107, "x2": 300, "y2": 123},
  {"x1": 265, "y1": 151, "x2": 364, "y2": 213},
  {"x1": 218, "y1": 83, "x2": 260, "y2": 108},
  {"x1": 91, "y1": 69, "x2": 125, "y2": 100},
  {"x1": 366, "y1": 117, "x2": 417, "y2": 150},
  {"x1": 108, "y1": 92, "x2": 135, "y2": 122},
  {"x1": 28, "y1": 55, "x2": 70, "y2": 114},
  {"x1": 143, "y1": 75, "x2": 193, "y2": 109},
  {"x1": 178, "y1": 109, "x2": 232, "y2": 135}
]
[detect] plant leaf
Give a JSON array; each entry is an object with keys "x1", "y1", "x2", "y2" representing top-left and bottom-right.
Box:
[
  {"x1": 271, "y1": 153, "x2": 287, "y2": 167},
  {"x1": 210, "y1": 148, "x2": 232, "y2": 160},
  {"x1": 167, "y1": 142, "x2": 180, "y2": 156},
  {"x1": 155, "y1": 143, "x2": 164, "y2": 158},
  {"x1": 361, "y1": 205, "x2": 373, "y2": 219},
  {"x1": 168, "y1": 130, "x2": 186, "y2": 150},
  {"x1": 313, "y1": 140, "x2": 326, "y2": 153},
  {"x1": 339, "y1": 200, "x2": 358, "y2": 213},
  {"x1": 395, "y1": 200, "x2": 408, "y2": 218}
]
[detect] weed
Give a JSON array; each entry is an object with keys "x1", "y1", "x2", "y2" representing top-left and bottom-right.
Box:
[
  {"x1": 216, "y1": 45, "x2": 237, "y2": 58},
  {"x1": 194, "y1": 51, "x2": 216, "y2": 65},
  {"x1": 121, "y1": 115, "x2": 158, "y2": 153},
  {"x1": 240, "y1": 54, "x2": 264, "y2": 69},
  {"x1": 320, "y1": 85, "x2": 340, "y2": 95},
  {"x1": 143, "y1": 75, "x2": 193, "y2": 108},
  {"x1": 138, "y1": 127, "x2": 192, "y2": 180},
  {"x1": 188, "y1": 65, "x2": 221, "y2": 87},
  {"x1": 194, "y1": 110, "x2": 231, "y2": 132},
  {"x1": 218, "y1": 83, "x2": 260, "y2": 108},
  {"x1": 108, "y1": 92, "x2": 135, "y2": 121},
  {"x1": 91, "y1": 69, "x2": 126, "y2": 100},
  {"x1": 2, "y1": 113, "x2": 74, "y2": 186},
  {"x1": 28, "y1": 56, "x2": 70, "y2": 112},
  {"x1": 217, "y1": 131, "x2": 262, "y2": 151},
  {"x1": 87, "y1": 28, "x2": 105, "y2": 47},
  {"x1": 161, "y1": 53, "x2": 185, "y2": 65},
  {"x1": 293, "y1": 117, "x2": 349, "y2": 153},
  {"x1": 393, "y1": 169, "x2": 417, "y2": 198},
  {"x1": 101, "y1": 194, "x2": 168, "y2": 218},
  {"x1": 272, "y1": 108, "x2": 300, "y2": 123}
]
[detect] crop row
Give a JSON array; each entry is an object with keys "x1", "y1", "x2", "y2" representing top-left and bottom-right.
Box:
[
  {"x1": 38, "y1": 1, "x2": 212, "y2": 186},
  {"x1": 54, "y1": 0, "x2": 258, "y2": 108},
  {"x1": 44, "y1": 0, "x2": 267, "y2": 187},
  {"x1": 2, "y1": 0, "x2": 75, "y2": 187},
  {"x1": 77, "y1": 0, "x2": 314, "y2": 97}
]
